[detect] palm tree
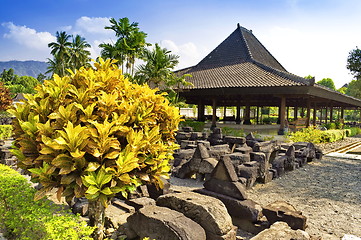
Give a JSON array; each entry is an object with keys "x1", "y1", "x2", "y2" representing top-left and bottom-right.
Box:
[
  {"x1": 100, "y1": 17, "x2": 149, "y2": 75},
  {"x1": 135, "y1": 43, "x2": 179, "y2": 86},
  {"x1": 48, "y1": 31, "x2": 72, "y2": 76},
  {"x1": 70, "y1": 35, "x2": 91, "y2": 70}
]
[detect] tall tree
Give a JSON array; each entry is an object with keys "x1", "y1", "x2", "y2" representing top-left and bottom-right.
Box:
[
  {"x1": 69, "y1": 35, "x2": 91, "y2": 70},
  {"x1": 347, "y1": 47, "x2": 361, "y2": 79},
  {"x1": 100, "y1": 17, "x2": 149, "y2": 75},
  {"x1": 316, "y1": 78, "x2": 336, "y2": 90}
]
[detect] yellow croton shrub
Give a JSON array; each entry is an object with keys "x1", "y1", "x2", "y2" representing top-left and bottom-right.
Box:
[{"x1": 9, "y1": 58, "x2": 181, "y2": 206}]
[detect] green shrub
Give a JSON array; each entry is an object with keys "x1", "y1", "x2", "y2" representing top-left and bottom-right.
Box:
[
  {"x1": 179, "y1": 119, "x2": 205, "y2": 132},
  {"x1": 262, "y1": 116, "x2": 277, "y2": 124},
  {"x1": 0, "y1": 125, "x2": 12, "y2": 139},
  {"x1": 344, "y1": 127, "x2": 361, "y2": 137},
  {"x1": 221, "y1": 127, "x2": 245, "y2": 137},
  {"x1": 0, "y1": 164, "x2": 94, "y2": 240},
  {"x1": 288, "y1": 127, "x2": 348, "y2": 143},
  {"x1": 323, "y1": 122, "x2": 336, "y2": 130}
]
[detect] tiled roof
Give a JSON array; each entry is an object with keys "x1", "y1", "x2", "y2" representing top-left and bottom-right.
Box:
[{"x1": 177, "y1": 24, "x2": 313, "y2": 89}]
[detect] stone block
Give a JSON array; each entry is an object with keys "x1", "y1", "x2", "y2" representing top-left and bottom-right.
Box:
[
  {"x1": 157, "y1": 192, "x2": 236, "y2": 240},
  {"x1": 127, "y1": 205, "x2": 206, "y2": 240},
  {"x1": 204, "y1": 178, "x2": 247, "y2": 200},
  {"x1": 190, "y1": 132, "x2": 203, "y2": 140},
  {"x1": 182, "y1": 126, "x2": 193, "y2": 132},
  {"x1": 210, "y1": 155, "x2": 239, "y2": 182},
  {"x1": 193, "y1": 143, "x2": 210, "y2": 159},
  {"x1": 251, "y1": 152, "x2": 269, "y2": 179},
  {"x1": 272, "y1": 157, "x2": 286, "y2": 177},
  {"x1": 234, "y1": 145, "x2": 253, "y2": 154},
  {"x1": 181, "y1": 140, "x2": 196, "y2": 149},
  {"x1": 147, "y1": 178, "x2": 170, "y2": 199},
  {"x1": 197, "y1": 140, "x2": 211, "y2": 149},
  {"x1": 262, "y1": 201, "x2": 307, "y2": 230},
  {"x1": 125, "y1": 197, "x2": 156, "y2": 211},
  {"x1": 250, "y1": 221, "x2": 310, "y2": 240},
  {"x1": 199, "y1": 158, "x2": 218, "y2": 174},
  {"x1": 236, "y1": 162, "x2": 259, "y2": 189}
]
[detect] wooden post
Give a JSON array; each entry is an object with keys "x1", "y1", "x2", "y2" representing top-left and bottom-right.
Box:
[
  {"x1": 325, "y1": 107, "x2": 328, "y2": 123},
  {"x1": 313, "y1": 103, "x2": 317, "y2": 126},
  {"x1": 197, "y1": 101, "x2": 205, "y2": 122},
  {"x1": 236, "y1": 104, "x2": 241, "y2": 124},
  {"x1": 244, "y1": 103, "x2": 251, "y2": 125},
  {"x1": 211, "y1": 98, "x2": 217, "y2": 130},
  {"x1": 256, "y1": 106, "x2": 259, "y2": 124},
  {"x1": 341, "y1": 107, "x2": 344, "y2": 120},
  {"x1": 287, "y1": 106, "x2": 289, "y2": 122},
  {"x1": 320, "y1": 108, "x2": 323, "y2": 124},
  {"x1": 294, "y1": 106, "x2": 298, "y2": 120},
  {"x1": 330, "y1": 106, "x2": 333, "y2": 122},
  {"x1": 306, "y1": 100, "x2": 311, "y2": 127},
  {"x1": 278, "y1": 96, "x2": 286, "y2": 135}
]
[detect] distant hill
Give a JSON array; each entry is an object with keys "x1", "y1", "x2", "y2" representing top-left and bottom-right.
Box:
[{"x1": 0, "y1": 60, "x2": 48, "y2": 78}]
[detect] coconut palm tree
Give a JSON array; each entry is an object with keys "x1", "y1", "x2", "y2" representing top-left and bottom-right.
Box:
[
  {"x1": 48, "y1": 31, "x2": 72, "y2": 76},
  {"x1": 70, "y1": 34, "x2": 91, "y2": 70}
]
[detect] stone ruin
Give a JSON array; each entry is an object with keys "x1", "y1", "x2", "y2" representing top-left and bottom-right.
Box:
[{"x1": 0, "y1": 126, "x2": 323, "y2": 239}]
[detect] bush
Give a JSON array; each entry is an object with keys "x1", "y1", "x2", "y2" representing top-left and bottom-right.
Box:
[
  {"x1": 0, "y1": 125, "x2": 12, "y2": 139},
  {"x1": 288, "y1": 127, "x2": 348, "y2": 143},
  {"x1": 221, "y1": 127, "x2": 244, "y2": 137},
  {"x1": 0, "y1": 164, "x2": 94, "y2": 240},
  {"x1": 344, "y1": 127, "x2": 361, "y2": 137},
  {"x1": 323, "y1": 122, "x2": 336, "y2": 130},
  {"x1": 179, "y1": 119, "x2": 205, "y2": 132}
]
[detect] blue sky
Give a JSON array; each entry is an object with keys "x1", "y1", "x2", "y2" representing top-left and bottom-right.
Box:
[{"x1": 1, "y1": 0, "x2": 361, "y2": 88}]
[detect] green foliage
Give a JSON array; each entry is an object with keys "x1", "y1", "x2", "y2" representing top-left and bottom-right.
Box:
[
  {"x1": 0, "y1": 125, "x2": 12, "y2": 139},
  {"x1": 221, "y1": 127, "x2": 245, "y2": 137},
  {"x1": 316, "y1": 78, "x2": 336, "y2": 90},
  {"x1": 323, "y1": 122, "x2": 336, "y2": 130},
  {"x1": 288, "y1": 127, "x2": 348, "y2": 143},
  {"x1": 0, "y1": 68, "x2": 41, "y2": 95},
  {"x1": 344, "y1": 126, "x2": 361, "y2": 137},
  {"x1": 0, "y1": 164, "x2": 94, "y2": 240},
  {"x1": 179, "y1": 120, "x2": 205, "y2": 132},
  {"x1": 345, "y1": 79, "x2": 361, "y2": 99},
  {"x1": 47, "y1": 31, "x2": 91, "y2": 77},
  {"x1": 262, "y1": 116, "x2": 278, "y2": 124},
  {"x1": 347, "y1": 46, "x2": 361, "y2": 79},
  {"x1": 9, "y1": 57, "x2": 181, "y2": 205}
]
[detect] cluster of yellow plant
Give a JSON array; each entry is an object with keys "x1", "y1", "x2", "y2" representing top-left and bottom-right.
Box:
[{"x1": 9, "y1": 58, "x2": 181, "y2": 206}]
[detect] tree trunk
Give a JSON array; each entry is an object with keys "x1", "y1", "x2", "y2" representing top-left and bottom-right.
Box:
[{"x1": 88, "y1": 200, "x2": 105, "y2": 240}]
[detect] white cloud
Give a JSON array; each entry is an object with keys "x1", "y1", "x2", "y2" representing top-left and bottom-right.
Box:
[
  {"x1": 160, "y1": 40, "x2": 206, "y2": 70},
  {"x1": 2, "y1": 22, "x2": 55, "y2": 51},
  {"x1": 75, "y1": 16, "x2": 112, "y2": 35}
]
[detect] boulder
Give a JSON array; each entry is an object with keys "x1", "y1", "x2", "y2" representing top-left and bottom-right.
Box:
[
  {"x1": 236, "y1": 162, "x2": 259, "y2": 189},
  {"x1": 204, "y1": 178, "x2": 248, "y2": 200},
  {"x1": 224, "y1": 152, "x2": 250, "y2": 168},
  {"x1": 125, "y1": 197, "x2": 156, "y2": 211},
  {"x1": 157, "y1": 192, "x2": 236, "y2": 240},
  {"x1": 250, "y1": 152, "x2": 270, "y2": 182},
  {"x1": 250, "y1": 221, "x2": 310, "y2": 240},
  {"x1": 72, "y1": 198, "x2": 89, "y2": 216},
  {"x1": 127, "y1": 205, "x2": 206, "y2": 240},
  {"x1": 262, "y1": 201, "x2": 307, "y2": 230}
]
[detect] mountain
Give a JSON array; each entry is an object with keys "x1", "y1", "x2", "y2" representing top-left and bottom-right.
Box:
[{"x1": 0, "y1": 60, "x2": 48, "y2": 78}]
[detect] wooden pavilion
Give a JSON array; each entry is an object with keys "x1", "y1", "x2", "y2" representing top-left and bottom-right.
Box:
[{"x1": 176, "y1": 24, "x2": 361, "y2": 134}]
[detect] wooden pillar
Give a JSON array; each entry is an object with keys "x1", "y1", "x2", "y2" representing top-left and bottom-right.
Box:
[
  {"x1": 244, "y1": 103, "x2": 251, "y2": 125},
  {"x1": 197, "y1": 101, "x2": 205, "y2": 122},
  {"x1": 236, "y1": 104, "x2": 241, "y2": 124},
  {"x1": 313, "y1": 104, "x2": 317, "y2": 126},
  {"x1": 325, "y1": 107, "x2": 328, "y2": 123},
  {"x1": 320, "y1": 108, "x2": 323, "y2": 124},
  {"x1": 256, "y1": 106, "x2": 260, "y2": 124},
  {"x1": 341, "y1": 107, "x2": 344, "y2": 120},
  {"x1": 294, "y1": 106, "x2": 298, "y2": 120},
  {"x1": 300, "y1": 107, "x2": 305, "y2": 118},
  {"x1": 223, "y1": 106, "x2": 227, "y2": 120},
  {"x1": 211, "y1": 98, "x2": 217, "y2": 129},
  {"x1": 330, "y1": 106, "x2": 334, "y2": 122},
  {"x1": 306, "y1": 100, "x2": 311, "y2": 127},
  {"x1": 278, "y1": 96, "x2": 286, "y2": 135},
  {"x1": 287, "y1": 107, "x2": 290, "y2": 121}
]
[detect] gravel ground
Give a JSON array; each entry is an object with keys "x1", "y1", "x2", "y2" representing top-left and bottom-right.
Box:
[{"x1": 170, "y1": 136, "x2": 361, "y2": 240}]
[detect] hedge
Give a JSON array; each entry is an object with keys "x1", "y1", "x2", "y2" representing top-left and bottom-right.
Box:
[
  {"x1": 0, "y1": 164, "x2": 94, "y2": 240},
  {"x1": 288, "y1": 127, "x2": 348, "y2": 143}
]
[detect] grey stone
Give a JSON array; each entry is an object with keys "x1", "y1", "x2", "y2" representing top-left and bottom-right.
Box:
[
  {"x1": 182, "y1": 126, "x2": 193, "y2": 132},
  {"x1": 236, "y1": 163, "x2": 259, "y2": 189},
  {"x1": 251, "y1": 152, "x2": 269, "y2": 180},
  {"x1": 199, "y1": 158, "x2": 218, "y2": 174},
  {"x1": 262, "y1": 201, "x2": 307, "y2": 230},
  {"x1": 204, "y1": 178, "x2": 248, "y2": 200},
  {"x1": 174, "y1": 149, "x2": 195, "y2": 161},
  {"x1": 127, "y1": 205, "x2": 206, "y2": 240},
  {"x1": 234, "y1": 146, "x2": 253, "y2": 154},
  {"x1": 272, "y1": 157, "x2": 285, "y2": 177},
  {"x1": 193, "y1": 143, "x2": 210, "y2": 159},
  {"x1": 125, "y1": 197, "x2": 156, "y2": 211},
  {"x1": 180, "y1": 140, "x2": 196, "y2": 149},
  {"x1": 225, "y1": 152, "x2": 250, "y2": 168},
  {"x1": 250, "y1": 222, "x2": 310, "y2": 240},
  {"x1": 157, "y1": 192, "x2": 236, "y2": 239},
  {"x1": 210, "y1": 156, "x2": 239, "y2": 182},
  {"x1": 72, "y1": 198, "x2": 89, "y2": 216},
  {"x1": 197, "y1": 140, "x2": 211, "y2": 149}
]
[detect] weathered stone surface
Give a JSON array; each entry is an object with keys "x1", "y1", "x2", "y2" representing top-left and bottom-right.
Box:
[
  {"x1": 204, "y1": 178, "x2": 248, "y2": 200},
  {"x1": 180, "y1": 140, "x2": 196, "y2": 149},
  {"x1": 197, "y1": 140, "x2": 211, "y2": 149},
  {"x1": 225, "y1": 152, "x2": 250, "y2": 167},
  {"x1": 234, "y1": 145, "x2": 253, "y2": 154},
  {"x1": 193, "y1": 143, "x2": 211, "y2": 159},
  {"x1": 199, "y1": 157, "x2": 218, "y2": 174},
  {"x1": 315, "y1": 146, "x2": 323, "y2": 160},
  {"x1": 210, "y1": 156, "x2": 239, "y2": 182},
  {"x1": 251, "y1": 152, "x2": 269, "y2": 180},
  {"x1": 250, "y1": 221, "x2": 310, "y2": 240},
  {"x1": 106, "y1": 204, "x2": 133, "y2": 229},
  {"x1": 147, "y1": 177, "x2": 170, "y2": 199},
  {"x1": 127, "y1": 205, "x2": 206, "y2": 240},
  {"x1": 272, "y1": 157, "x2": 285, "y2": 177},
  {"x1": 284, "y1": 145, "x2": 296, "y2": 171},
  {"x1": 236, "y1": 163, "x2": 259, "y2": 189},
  {"x1": 190, "y1": 132, "x2": 203, "y2": 140},
  {"x1": 262, "y1": 201, "x2": 307, "y2": 230},
  {"x1": 224, "y1": 136, "x2": 246, "y2": 145},
  {"x1": 196, "y1": 188, "x2": 262, "y2": 222},
  {"x1": 125, "y1": 197, "x2": 156, "y2": 211},
  {"x1": 182, "y1": 126, "x2": 193, "y2": 132},
  {"x1": 173, "y1": 148, "x2": 195, "y2": 161},
  {"x1": 157, "y1": 192, "x2": 236, "y2": 239}
]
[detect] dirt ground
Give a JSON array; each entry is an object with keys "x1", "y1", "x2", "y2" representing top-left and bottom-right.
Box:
[{"x1": 170, "y1": 137, "x2": 361, "y2": 240}]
